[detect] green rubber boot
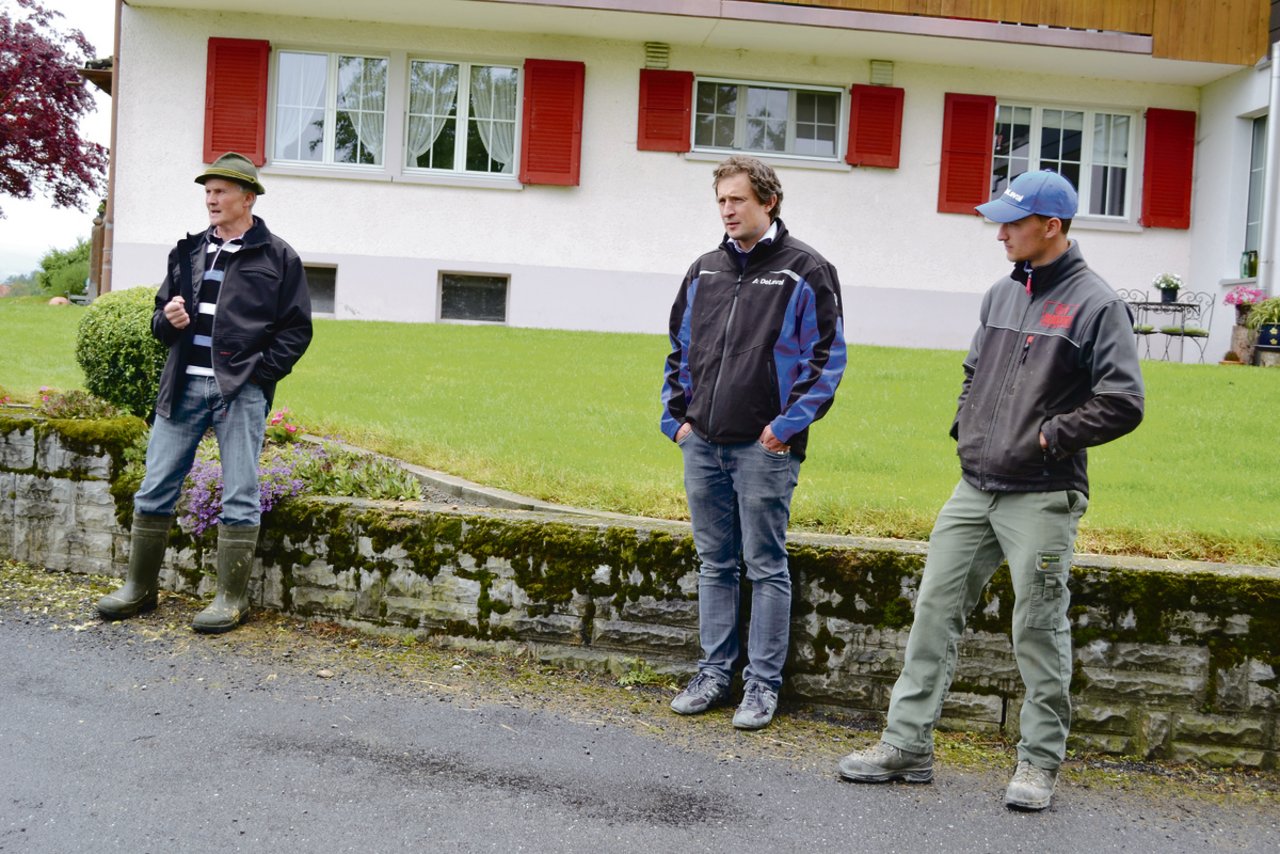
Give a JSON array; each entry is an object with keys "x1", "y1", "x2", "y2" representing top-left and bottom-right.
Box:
[
  {"x1": 97, "y1": 513, "x2": 173, "y2": 620},
  {"x1": 192, "y1": 524, "x2": 259, "y2": 634}
]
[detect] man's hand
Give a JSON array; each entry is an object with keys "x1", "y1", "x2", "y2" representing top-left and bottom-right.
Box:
[
  {"x1": 1039, "y1": 431, "x2": 1048, "y2": 451},
  {"x1": 759, "y1": 424, "x2": 789, "y2": 453},
  {"x1": 164, "y1": 296, "x2": 191, "y2": 329},
  {"x1": 676, "y1": 422, "x2": 692, "y2": 443}
]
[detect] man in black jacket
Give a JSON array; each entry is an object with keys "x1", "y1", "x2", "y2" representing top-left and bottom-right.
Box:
[
  {"x1": 838, "y1": 170, "x2": 1144, "y2": 810},
  {"x1": 98, "y1": 152, "x2": 312, "y2": 634},
  {"x1": 662, "y1": 156, "x2": 846, "y2": 730}
]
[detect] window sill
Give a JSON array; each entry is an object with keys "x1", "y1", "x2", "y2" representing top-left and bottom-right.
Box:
[
  {"x1": 1064, "y1": 217, "x2": 1142, "y2": 234},
  {"x1": 683, "y1": 150, "x2": 851, "y2": 174},
  {"x1": 262, "y1": 164, "x2": 524, "y2": 191}
]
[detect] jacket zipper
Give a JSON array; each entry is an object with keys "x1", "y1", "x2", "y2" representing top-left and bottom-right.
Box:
[{"x1": 705, "y1": 270, "x2": 744, "y2": 437}]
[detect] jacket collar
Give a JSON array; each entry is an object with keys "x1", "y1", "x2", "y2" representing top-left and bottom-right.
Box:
[
  {"x1": 1010, "y1": 239, "x2": 1085, "y2": 295},
  {"x1": 185, "y1": 215, "x2": 273, "y2": 251},
  {"x1": 720, "y1": 218, "x2": 789, "y2": 268}
]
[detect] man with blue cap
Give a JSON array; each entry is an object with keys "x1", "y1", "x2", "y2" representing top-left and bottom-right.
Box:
[{"x1": 837, "y1": 170, "x2": 1144, "y2": 810}]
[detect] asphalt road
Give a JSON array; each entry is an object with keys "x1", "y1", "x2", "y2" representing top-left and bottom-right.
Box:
[{"x1": 2, "y1": 599, "x2": 1277, "y2": 853}]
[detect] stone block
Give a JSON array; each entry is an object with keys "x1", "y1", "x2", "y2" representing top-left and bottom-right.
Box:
[
  {"x1": 492, "y1": 611, "x2": 582, "y2": 645},
  {"x1": 1077, "y1": 666, "x2": 1207, "y2": 704},
  {"x1": 591, "y1": 619, "x2": 697, "y2": 653},
  {"x1": 293, "y1": 560, "x2": 339, "y2": 588},
  {"x1": 1173, "y1": 712, "x2": 1269, "y2": 748},
  {"x1": 291, "y1": 586, "x2": 358, "y2": 617},
  {"x1": 1072, "y1": 702, "x2": 1134, "y2": 734},
  {"x1": 788, "y1": 672, "x2": 886, "y2": 710},
  {"x1": 1068, "y1": 731, "x2": 1135, "y2": 756},
  {"x1": 1214, "y1": 659, "x2": 1278, "y2": 713},
  {"x1": 1075, "y1": 641, "x2": 1208, "y2": 675},
  {"x1": 0, "y1": 427, "x2": 35, "y2": 470},
  {"x1": 36, "y1": 435, "x2": 112, "y2": 480},
  {"x1": 940, "y1": 692, "x2": 1003, "y2": 723},
  {"x1": 260, "y1": 565, "x2": 286, "y2": 610},
  {"x1": 1166, "y1": 742, "x2": 1270, "y2": 769},
  {"x1": 616, "y1": 596, "x2": 698, "y2": 627}
]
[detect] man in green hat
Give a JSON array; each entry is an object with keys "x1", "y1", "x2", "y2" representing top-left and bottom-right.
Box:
[{"x1": 97, "y1": 152, "x2": 312, "y2": 634}]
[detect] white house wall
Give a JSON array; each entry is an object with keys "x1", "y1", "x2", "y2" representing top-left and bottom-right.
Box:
[
  {"x1": 114, "y1": 7, "x2": 1206, "y2": 352},
  {"x1": 1190, "y1": 64, "x2": 1273, "y2": 362}
]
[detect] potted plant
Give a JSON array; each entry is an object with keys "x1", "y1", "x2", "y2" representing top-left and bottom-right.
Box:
[
  {"x1": 1152, "y1": 272, "x2": 1182, "y2": 303},
  {"x1": 1244, "y1": 296, "x2": 1280, "y2": 366},
  {"x1": 1224, "y1": 284, "x2": 1264, "y2": 325}
]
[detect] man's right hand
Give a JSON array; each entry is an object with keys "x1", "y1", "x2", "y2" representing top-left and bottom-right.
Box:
[
  {"x1": 676, "y1": 423, "x2": 692, "y2": 443},
  {"x1": 164, "y1": 296, "x2": 190, "y2": 329}
]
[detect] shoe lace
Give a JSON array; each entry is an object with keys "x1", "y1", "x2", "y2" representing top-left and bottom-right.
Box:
[
  {"x1": 741, "y1": 680, "x2": 771, "y2": 712},
  {"x1": 1012, "y1": 761, "x2": 1048, "y2": 786},
  {"x1": 686, "y1": 671, "x2": 721, "y2": 697}
]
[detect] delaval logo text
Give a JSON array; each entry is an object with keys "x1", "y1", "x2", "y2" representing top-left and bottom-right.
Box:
[
  {"x1": 752, "y1": 277, "x2": 786, "y2": 286},
  {"x1": 1004, "y1": 187, "x2": 1025, "y2": 202}
]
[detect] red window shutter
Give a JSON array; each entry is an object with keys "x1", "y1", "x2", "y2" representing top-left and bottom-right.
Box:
[
  {"x1": 204, "y1": 38, "x2": 270, "y2": 166},
  {"x1": 1140, "y1": 108, "x2": 1196, "y2": 229},
  {"x1": 846, "y1": 85, "x2": 904, "y2": 168},
  {"x1": 937, "y1": 93, "x2": 996, "y2": 215},
  {"x1": 637, "y1": 69, "x2": 692, "y2": 152},
  {"x1": 519, "y1": 59, "x2": 585, "y2": 186}
]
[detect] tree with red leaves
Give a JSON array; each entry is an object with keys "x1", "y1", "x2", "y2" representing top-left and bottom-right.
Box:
[{"x1": 0, "y1": 0, "x2": 108, "y2": 217}]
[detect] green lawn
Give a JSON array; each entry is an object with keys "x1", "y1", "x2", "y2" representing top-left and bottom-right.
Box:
[{"x1": 3, "y1": 296, "x2": 1277, "y2": 565}]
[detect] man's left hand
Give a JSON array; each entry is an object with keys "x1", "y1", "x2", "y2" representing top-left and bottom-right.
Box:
[
  {"x1": 1039, "y1": 432, "x2": 1048, "y2": 451},
  {"x1": 759, "y1": 425, "x2": 789, "y2": 453}
]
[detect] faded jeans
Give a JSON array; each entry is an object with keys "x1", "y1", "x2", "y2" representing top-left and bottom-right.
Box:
[
  {"x1": 680, "y1": 431, "x2": 801, "y2": 691},
  {"x1": 134, "y1": 376, "x2": 268, "y2": 526}
]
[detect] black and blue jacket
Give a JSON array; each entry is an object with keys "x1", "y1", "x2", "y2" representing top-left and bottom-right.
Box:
[{"x1": 661, "y1": 219, "x2": 846, "y2": 461}]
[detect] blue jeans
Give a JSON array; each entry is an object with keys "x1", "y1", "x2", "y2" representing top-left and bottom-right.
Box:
[
  {"x1": 680, "y1": 431, "x2": 800, "y2": 691},
  {"x1": 134, "y1": 377, "x2": 269, "y2": 526}
]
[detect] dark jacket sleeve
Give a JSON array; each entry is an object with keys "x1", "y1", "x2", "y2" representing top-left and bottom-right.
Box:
[
  {"x1": 251, "y1": 247, "x2": 312, "y2": 386},
  {"x1": 151, "y1": 243, "x2": 188, "y2": 346},
  {"x1": 659, "y1": 264, "x2": 696, "y2": 441},
  {"x1": 769, "y1": 261, "x2": 847, "y2": 444},
  {"x1": 1040, "y1": 299, "x2": 1145, "y2": 457},
  {"x1": 950, "y1": 290, "x2": 991, "y2": 440}
]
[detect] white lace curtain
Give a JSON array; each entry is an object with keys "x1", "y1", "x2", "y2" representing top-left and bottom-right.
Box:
[
  {"x1": 406, "y1": 62, "x2": 459, "y2": 166},
  {"x1": 338, "y1": 56, "x2": 387, "y2": 165},
  {"x1": 470, "y1": 66, "x2": 517, "y2": 173},
  {"x1": 274, "y1": 53, "x2": 327, "y2": 161}
]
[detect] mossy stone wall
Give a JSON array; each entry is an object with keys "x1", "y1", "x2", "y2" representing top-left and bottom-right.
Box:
[{"x1": 3, "y1": 413, "x2": 1278, "y2": 769}]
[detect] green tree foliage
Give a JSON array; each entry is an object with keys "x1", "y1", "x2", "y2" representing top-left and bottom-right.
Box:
[
  {"x1": 36, "y1": 239, "x2": 89, "y2": 297},
  {"x1": 75, "y1": 286, "x2": 167, "y2": 417}
]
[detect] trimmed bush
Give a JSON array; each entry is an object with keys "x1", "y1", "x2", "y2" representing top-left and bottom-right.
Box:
[{"x1": 75, "y1": 287, "x2": 168, "y2": 417}]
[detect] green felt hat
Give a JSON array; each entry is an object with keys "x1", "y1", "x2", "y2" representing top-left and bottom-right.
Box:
[{"x1": 195, "y1": 152, "x2": 265, "y2": 195}]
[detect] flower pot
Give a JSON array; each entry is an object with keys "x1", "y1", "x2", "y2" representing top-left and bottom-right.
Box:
[
  {"x1": 1256, "y1": 322, "x2": 1280, "y2": 350},
  {"x1": 1160, "y1": 289, "x2": 1178, "y2": 304}
]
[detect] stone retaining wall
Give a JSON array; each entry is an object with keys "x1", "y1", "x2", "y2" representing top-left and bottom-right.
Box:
[{"x1": 3, "y1": 413, "x2": 1279, "y2": 769}]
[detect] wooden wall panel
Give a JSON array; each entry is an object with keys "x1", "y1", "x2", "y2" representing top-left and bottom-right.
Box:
[{"x1": 768, "y1": 0, "x2": 1269, "y2": 64}]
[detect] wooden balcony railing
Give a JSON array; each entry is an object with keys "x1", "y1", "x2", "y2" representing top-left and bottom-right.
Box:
[{"x1": 765, "y1": 0, "x2": 1271, "y2": 65}]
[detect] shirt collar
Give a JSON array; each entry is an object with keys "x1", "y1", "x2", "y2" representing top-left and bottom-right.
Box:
[{"x1": 730, "y1": 220, "x2": 779, "y2": 255}]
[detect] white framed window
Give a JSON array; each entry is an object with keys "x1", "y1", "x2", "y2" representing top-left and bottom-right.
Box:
[
  {"x1": 693, "y1": 77, "x2": 843, "y2": 160},
  {"x1": 274, "y1": 50, "x2": 388, "y2": 167},
  {"x1": 992, "y1": 103, "x2": 1136, "y2": 219},
  {"x1": 1245, "y1": 115, "x2": 1267, "y2": 253},
  {"x1": 406, "y1": 60, "x2": 519, "y2": 175}
]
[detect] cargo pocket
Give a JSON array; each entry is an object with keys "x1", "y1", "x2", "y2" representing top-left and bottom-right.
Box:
[{"x1": 1026, "y1": 551, "x2": 1070, "y2": 630}]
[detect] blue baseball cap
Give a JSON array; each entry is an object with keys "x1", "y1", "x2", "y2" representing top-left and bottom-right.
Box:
[{"x1": 976, "y1": 170, "x2": 1078, "y2": 222}]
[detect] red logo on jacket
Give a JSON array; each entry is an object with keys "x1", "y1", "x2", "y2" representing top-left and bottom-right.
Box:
[{"x1": 1040, "y1": 301, "x2": 1078, "y2": 329}]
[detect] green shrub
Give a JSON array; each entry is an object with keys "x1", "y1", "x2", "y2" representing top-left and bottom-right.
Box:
[
  {"x1": 37, "y1": 240, "x2": 91, "y2": 298},
  {"x1": 75, "y1": 287, "x2": 168, "y2": 417}
]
